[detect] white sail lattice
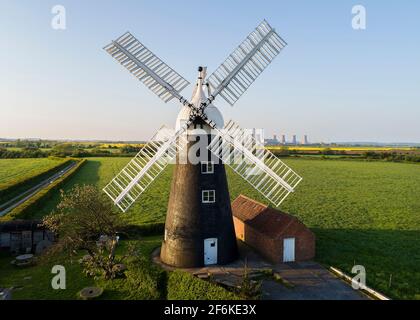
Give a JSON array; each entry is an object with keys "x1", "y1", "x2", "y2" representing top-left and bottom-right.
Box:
[
  {"x1": 103, "y1": 126, "x2": 188, "y2": 212},
  {"x1": 207, "y1": 20, "x2": 287, "y2": 106},
  {"x1": 207, "y1": 120, "x2": 302, "y2": 207},
  {"x1": 104, "y1": 32, "x2": 190, "y2": 103}
]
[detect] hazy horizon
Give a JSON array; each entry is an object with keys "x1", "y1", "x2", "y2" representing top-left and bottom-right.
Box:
[
  {"x1": 1, "y1": 136, "x2": 420, "y2": 146},
  {"x1": 1, "y1": 1, "x2": 419, "y2": 142}
]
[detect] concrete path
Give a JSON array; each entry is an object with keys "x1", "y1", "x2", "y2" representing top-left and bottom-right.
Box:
[
  {"x1": 260, "y1": 262, "x2": 367, "y2": 300},
  {"x1": 0, "y1": 162, "x2": 76, "y2": 217}
]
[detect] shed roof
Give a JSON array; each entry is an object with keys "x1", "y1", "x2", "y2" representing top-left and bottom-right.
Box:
[{"x1": 231, "y1": 195, "x2": 308, "y2": 239}]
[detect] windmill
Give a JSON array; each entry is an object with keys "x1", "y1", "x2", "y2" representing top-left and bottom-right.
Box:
[{"x1": 103, "y1": 20, "x2": 303, "y2": 267}]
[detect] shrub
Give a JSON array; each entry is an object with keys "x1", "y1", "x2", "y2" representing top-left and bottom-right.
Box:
[
  {"x1": 167, "y1": 270, "x2": 240, "y2": 300},
  {"x1": 0, "y1": 147, "x2": 47, "y2": 159},
  {"x1": 235, "y1": 263, "x2": 262, "y2": 299},
  {"x1": 122, "y1": 257, "x2": 167, "y2": 300}
]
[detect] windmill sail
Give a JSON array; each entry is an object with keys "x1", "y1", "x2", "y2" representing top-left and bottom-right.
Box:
[
  {"x1": 207, "y1": 120, "x2": 302, "y2": 207},
  {"x1": 104, "y1": 32, "x2": 190, "y2": 103},
  {"x1": 103, "y1": 125, "x2": 188, "y2": 212},
  {"x1": 207, "y1": 20, "x2": 287, "y2": 106}
]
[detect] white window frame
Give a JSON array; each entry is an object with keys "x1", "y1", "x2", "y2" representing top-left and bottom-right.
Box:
[
  {"x1": 202, "y1": 190, "x2": 216, "y2": 203},
  {"x1": 201, "y1": 161, "x2": 214, "y2": 174}
]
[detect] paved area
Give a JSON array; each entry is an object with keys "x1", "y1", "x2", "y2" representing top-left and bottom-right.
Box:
[
  {"x1": 153, "y1": 242, "x2": 368, "y2": 300},
  {"x1": 260, "y1": 262, "x2": 367, "y2": 300}
]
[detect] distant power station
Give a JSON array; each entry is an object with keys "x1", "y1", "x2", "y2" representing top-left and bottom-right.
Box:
[{"x1": 265, "y1": 134, "x2": 310, "y2": 146}]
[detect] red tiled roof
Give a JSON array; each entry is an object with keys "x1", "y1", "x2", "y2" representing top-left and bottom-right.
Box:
[{"x1": 231, "y1": 195, "x2": 301, "y2": 239}]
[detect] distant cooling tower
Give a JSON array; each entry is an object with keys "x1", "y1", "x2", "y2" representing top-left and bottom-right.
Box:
[{"x1": 281, "y1": 135, "x2": 286, "y2": 144}]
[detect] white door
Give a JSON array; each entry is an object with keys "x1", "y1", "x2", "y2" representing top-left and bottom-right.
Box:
[
  {"x1": 283, "y1": 238, "x2": 295, "y2": 262},
  {"x1": 204, "y1": 238, "x2": 218, "y2": 265}
]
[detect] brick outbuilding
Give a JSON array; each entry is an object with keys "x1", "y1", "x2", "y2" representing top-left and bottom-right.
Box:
[{"x1": 231, "y1": 195, "x2": 315, "y2": 263}]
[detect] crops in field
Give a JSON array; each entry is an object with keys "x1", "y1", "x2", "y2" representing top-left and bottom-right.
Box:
[
  {"x1": 268, "y1": 146, "x2": 416, "y2": 151},
  {"x1": 17, "y1": 157, "x2": 420, "y2": 300}
]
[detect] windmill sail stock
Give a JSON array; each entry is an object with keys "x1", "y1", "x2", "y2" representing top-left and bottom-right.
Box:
[
  {"x1": 103, "y1": 125, "x2": 189, "y2": 212},
  {"x1": 206, "y1": 20, "x2": 287, "y2": 106},
  {"x1": 104, "y1": 32, "x2": 190, "y2": 104},
  {"x1": 207, "y1": 120, "x2": 303, "y2": 207}
]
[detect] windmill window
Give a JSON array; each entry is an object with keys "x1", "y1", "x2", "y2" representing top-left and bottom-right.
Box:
[
  {"x1": 201, "y1": 162, "x2": 214, "y2": 174},
  {"x1": 202, "y1": 190, "x2": 216, "y2": 203}
]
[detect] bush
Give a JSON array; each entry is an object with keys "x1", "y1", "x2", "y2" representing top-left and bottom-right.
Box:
[
  {"x1": 0, "y1": 147, "x2": 47, "y2": 159},
  {"x1": 363, "y1": 151, "x2": 420, "y2": 163},
  {"x1": 122, "y1": 257, "x2": 167, "y2": 300},
  {"x1": 167, "y1": 270, "x2": 240, "y2": 300}
]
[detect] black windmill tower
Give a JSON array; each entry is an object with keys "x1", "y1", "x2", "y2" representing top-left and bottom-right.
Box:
[{"x1": 103, "y1": 21, "x2": 303, "y2": 267}]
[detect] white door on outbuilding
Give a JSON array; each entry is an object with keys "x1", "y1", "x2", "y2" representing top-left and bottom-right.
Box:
[
  {"x1": 204, "y1": 238, "x2": 218, "y2": 265},
  {"x1": 283, "y1": 238, "x2": 295, "y2": 262}
]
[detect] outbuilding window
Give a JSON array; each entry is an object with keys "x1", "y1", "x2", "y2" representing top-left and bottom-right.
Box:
[{"x1": 202, "y1": 190, "x2": 216, "y2": 203}]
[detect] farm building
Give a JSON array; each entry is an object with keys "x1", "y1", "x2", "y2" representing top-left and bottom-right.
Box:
[
  {"x1": 231, "y1": 195, "x2": 315, "y2": 263},
  {"x1": 0, "y1": 220, "x2": 54, "y2": 254}
]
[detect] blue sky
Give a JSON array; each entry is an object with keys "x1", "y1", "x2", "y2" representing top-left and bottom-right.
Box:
[{"x1": 1, "y1": 0, "x2": 419, "y2": 142}]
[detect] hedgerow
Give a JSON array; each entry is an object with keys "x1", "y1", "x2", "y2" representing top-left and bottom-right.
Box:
[
  {"x1": 0, "y1": 159, "x2": 86, "y2": 221},
  {"x1": 0, "y1": 158, "x2": 71, "y2": 203}
]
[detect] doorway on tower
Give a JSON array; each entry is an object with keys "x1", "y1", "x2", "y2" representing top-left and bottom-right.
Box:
[{"x1": 204, "y1": 238, "x2": 218, "y2": 265}]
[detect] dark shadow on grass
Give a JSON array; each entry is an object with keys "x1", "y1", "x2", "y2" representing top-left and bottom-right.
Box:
[{"x1": 310, "y1": 227, "x2": 420, "y2": 300}]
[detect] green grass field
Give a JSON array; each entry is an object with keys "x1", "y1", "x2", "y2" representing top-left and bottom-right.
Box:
[
  {"x1": 0, "y1": 158, "x2": 66, "y2": 191},
  {"x1": 4, "y1": 157, "x2": 420, "y2": 299}
]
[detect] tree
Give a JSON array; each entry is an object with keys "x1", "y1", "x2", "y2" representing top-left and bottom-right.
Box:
[
  {"x1": 51, "y1": 143, "x2": 76, "y2": 157},
  {"x1": 42, "y1": 185, "x2": 131, "y2": 280}
]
